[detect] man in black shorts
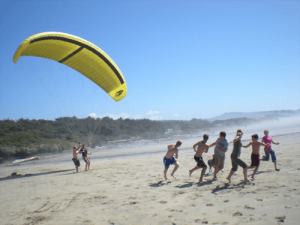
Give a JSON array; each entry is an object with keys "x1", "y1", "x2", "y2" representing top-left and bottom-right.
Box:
[{"x1": 189, "y1": 134, "x2": 210, "y2": 182}]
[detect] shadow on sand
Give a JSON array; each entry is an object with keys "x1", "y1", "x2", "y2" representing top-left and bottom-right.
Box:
[
  {"x1": 0, "y1": 169, "x2": 74, "y2": 182},
  {"x1": 211, "y1": 181, "x2": 253, "y2": 195},
  {"x1": 149, "y1": 180, "x2": 172, "y2": 187},
  {"x1": 246, "y1": 170, "x2": 274, "y2": 178},
  {"x1": 174, "y1": 179, "x2": 216, "y2": 189}
]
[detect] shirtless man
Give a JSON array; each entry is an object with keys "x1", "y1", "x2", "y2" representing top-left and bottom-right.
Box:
[
  {"x1": 209, "y1": 131, "x2": 228, "y2": 179},
  {"x1": 163, "y1": 140, "x2": 182, "y2": 180},
  {"x1": 189, "y1": 134, "x2": 210, "y2": 182},
  {"x1": 242, "y1": 134, "x2": 269, "y2": 179},
  {"x1": 72, "y1": 143, "x2": 82, "y2": 173}
]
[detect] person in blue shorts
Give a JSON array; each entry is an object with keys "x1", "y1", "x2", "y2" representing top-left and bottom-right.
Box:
[{"x1": 163, "y1": 140, "x2": 182, "y2": 180}]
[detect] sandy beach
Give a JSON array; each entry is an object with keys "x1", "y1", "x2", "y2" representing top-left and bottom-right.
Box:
[{"x1": 1, "y1": 123, "x2": 300, "y2": 224}]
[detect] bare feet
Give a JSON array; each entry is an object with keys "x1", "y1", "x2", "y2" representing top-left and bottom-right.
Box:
[
  {"x1": 171, "y1": 173, "x2": 177, "y2": 179},
  {"x1": 164, "y1": 175, "x2": 167, "y2": 180},
  {"x1": 251, "y1": 175, "x2": 255, "y2": 180},
  {"x1": 275, "y1": 168, "x2": 280, "y2": 171},
  {"x1": 189, "y1": 170, "x2": 192, "y2": 177},
  {"x1": 226, "y1": 177, "x2": 231, "y2": 183},
  {"x1": 244, "y1": 179, "x2": 253, "y2": 184}
]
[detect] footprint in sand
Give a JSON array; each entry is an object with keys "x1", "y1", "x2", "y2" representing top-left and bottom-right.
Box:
[
  {"x1": 159, "y1": 200, "x2": 167, "y2": 204},
  {"x1": 130, "y1": 201, "x2": 138, "y2": 205},
  {"x1": 206, "y1": 203, "x2": 214, "y2": 207},
  {"x1": 167, "y1": 208, "x2": 183, "y2": 212},
  {"x1": 94, "y1": 195, "x2": 107, "y2": 199},
  {"x1": 275, "y1": 216, "x2": 286, "y2": 223},
  {"x1": 107, "y1": 220, "x2": 115, "y2": 225},
  {"x1": 122, "y1": 201, "x2": 139, "y2": 205},
  {"x1": 232, "y1": 211, "x2": 243, "y2": 216},
  {"x1": 172, "y1": 191, "x2": 185, "y2": 197},
  {"x1": 224, "y1": 200, "x2": 229, "y2": 203},
  {"x1": 245, "y1": 205, "x2": 255, "y2": 210},
  {"x1": 26, "y1": 216, "x2": 50, "y2": 224}
]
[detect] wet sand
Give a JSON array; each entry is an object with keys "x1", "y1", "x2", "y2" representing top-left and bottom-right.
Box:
[{"x1": 1, "y1": 129, "x2": 300, "y2": 224}]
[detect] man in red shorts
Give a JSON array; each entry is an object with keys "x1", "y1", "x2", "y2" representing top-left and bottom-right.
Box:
[{"x1": 242, "y1": 134, "x2": 269, "y2": 180}]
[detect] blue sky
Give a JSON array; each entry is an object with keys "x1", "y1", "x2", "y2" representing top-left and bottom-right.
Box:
[{"x1": 0, "y1": 0, "x2": 299, "y2": 121}]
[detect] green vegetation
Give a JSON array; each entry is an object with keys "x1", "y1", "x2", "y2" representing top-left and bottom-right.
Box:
[{"x1": 1, "y1": 115, "x2": 272, "y2": 160}]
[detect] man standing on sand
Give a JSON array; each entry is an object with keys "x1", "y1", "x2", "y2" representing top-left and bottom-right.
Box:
[
  {"x1": 189, "y1": 134, "x2": 210, "y2": 182},
  {"x1": 261, "y1": 130, "x2": 280, "y2": 171},
  {"x1": 242, "y1": 134, "x2": 269, "y2": 180},
  {"x1": 72, "y1": 143, "x2": 82, "y2": 173},
  {"x1": 209, "y1": 131, "x2": 228, "y2": 179},
  {"x1": 226, "y1": 129, "x2": 251, "y2": 184},
  {"x1": 163, "y1": 140, "x2": 182, "y2": 180}
]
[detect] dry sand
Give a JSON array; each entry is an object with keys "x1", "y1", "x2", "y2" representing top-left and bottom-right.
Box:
[{"x1": 1, "y1": 129, "x2": 300, "y2": 224}]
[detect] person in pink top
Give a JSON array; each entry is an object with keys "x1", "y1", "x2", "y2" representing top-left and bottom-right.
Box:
[{"x1": 261, "y1": 130, "x2": 280, "y2": 171}]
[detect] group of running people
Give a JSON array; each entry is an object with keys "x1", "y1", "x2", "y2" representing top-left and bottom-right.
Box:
[
  {"x1": 72, "y1": 143, "x2": 91, "y2": 172},
  {"x1": 163, "y1": 129, "x2": 280, "y2": 183}
]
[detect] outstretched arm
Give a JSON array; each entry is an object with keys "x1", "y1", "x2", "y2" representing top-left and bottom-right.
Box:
[
  {"x1": 242, "y1": 142, "x2": 252, "y2": 148},
  {"x1": 75, "y1": 144, "x2": 82, "y2": 151},
  {"x1": 209, "y1": 142, "x2": 216, "y2": 148},
  {"x1": 271, "y1": 140, "x2": 279, "y2": 145},
  {"x1": 259, "y1": 142, "x2": 269, "y2": 147}
]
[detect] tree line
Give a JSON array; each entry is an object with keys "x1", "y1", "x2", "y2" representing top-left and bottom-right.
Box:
[{"x1": 0, "y1": 115, "x2": 270, "y2": 159}]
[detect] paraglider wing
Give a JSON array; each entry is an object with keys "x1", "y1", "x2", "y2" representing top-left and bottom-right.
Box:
[{"x1": 13, "y1": 32, "x2": 127, "y2": 101}]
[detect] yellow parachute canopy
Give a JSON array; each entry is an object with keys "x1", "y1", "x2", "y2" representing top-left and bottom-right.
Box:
[{"x1": 13, "y1": 32, "x2": 127, "y2": 101}]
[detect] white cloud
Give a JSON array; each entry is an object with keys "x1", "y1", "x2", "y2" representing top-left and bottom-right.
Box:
[
  {"x1": 174, "y1": 114, "x2": 180, "y2": 117},
  {"x1": 88, "y1": 113, "x2": 97, "y2": 118},
  {"x1": 146, "y1": 110, "x2": 161, "y2": 115}
]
